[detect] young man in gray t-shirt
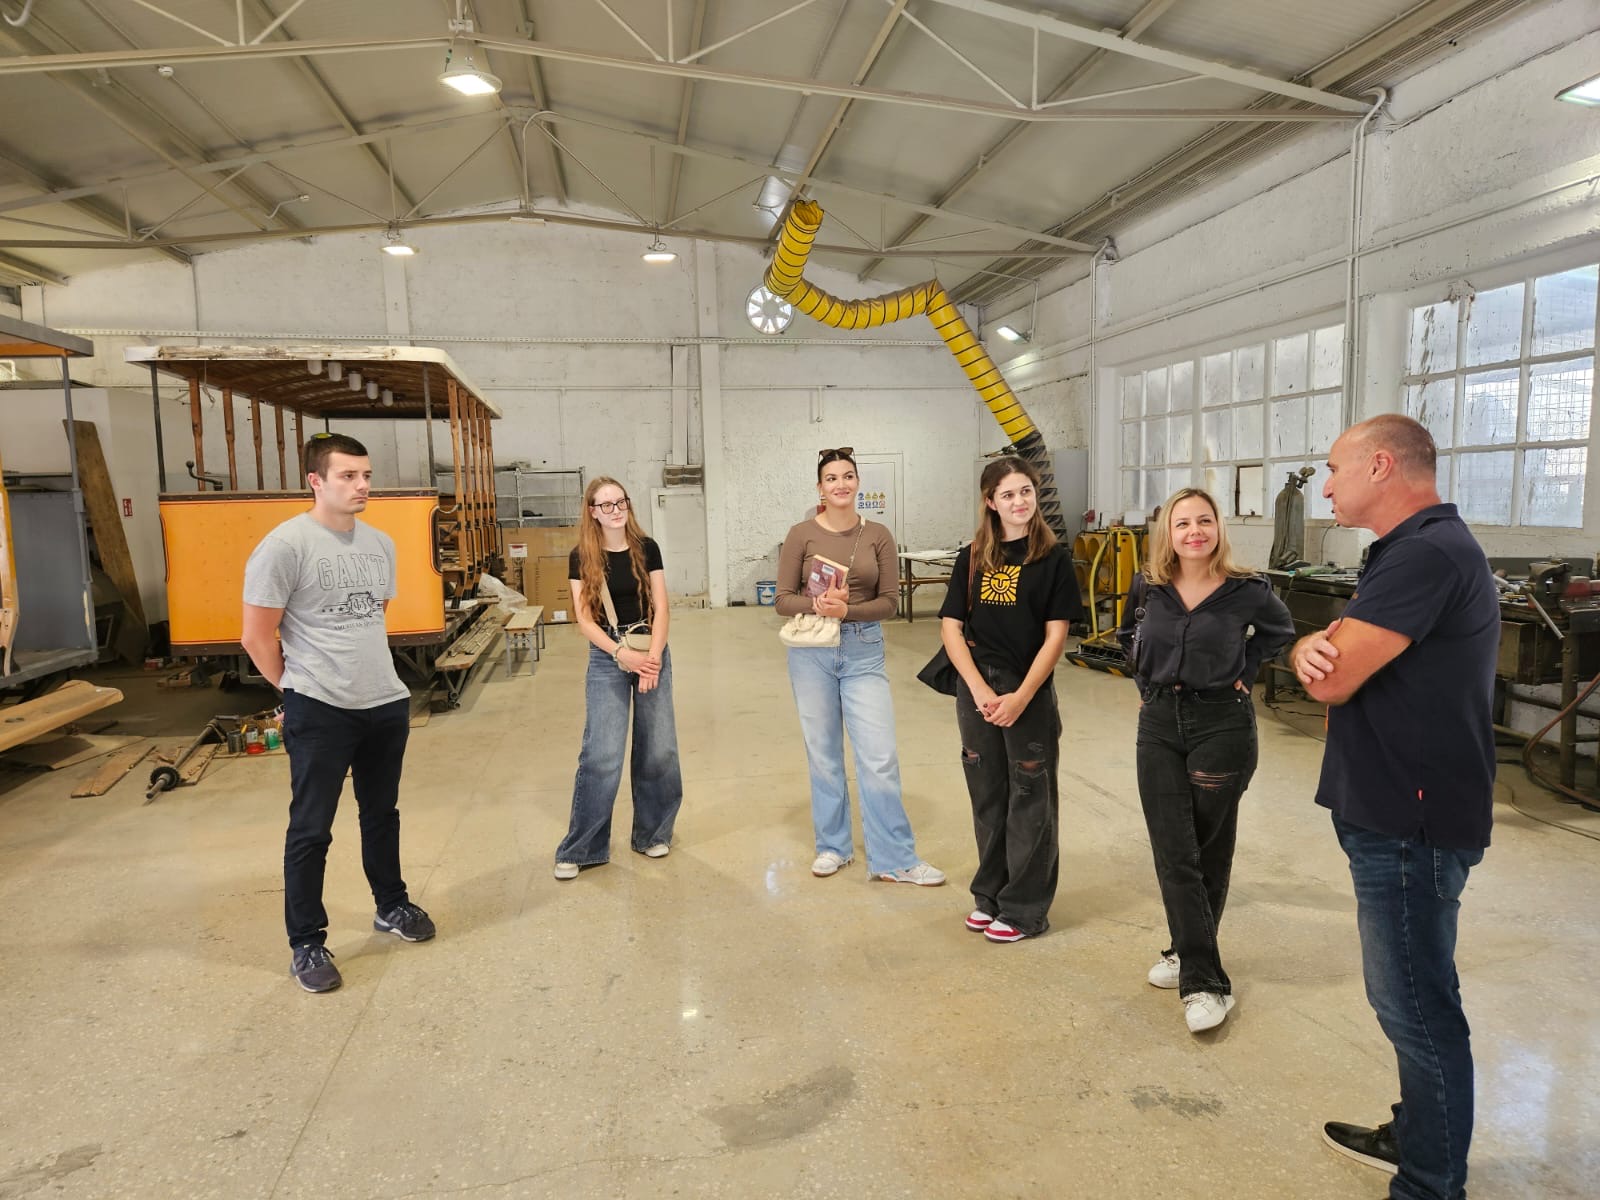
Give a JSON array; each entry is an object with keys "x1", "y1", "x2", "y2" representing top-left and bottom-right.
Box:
[{"x1": 242, "y1": 433, "x2": 435, "y2": 993}]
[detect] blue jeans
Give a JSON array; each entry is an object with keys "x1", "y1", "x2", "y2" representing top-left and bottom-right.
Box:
[
  {"x1": 786, "y1": 621, "x2": 919, "y2": 874},
  {"x1": 1334, "y1": 813, "x2": 1484, "y2": 1200},
  {"x1": 556, "y1": 645, "x2": 683, "y2": 865}
]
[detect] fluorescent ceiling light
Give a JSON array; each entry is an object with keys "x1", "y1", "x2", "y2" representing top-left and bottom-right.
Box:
[
  {"x1": 1555, "y1": 73, "x2": 1600, "y2": 106},
  {"x1": 382, "y1": 242, "x2": 417, "y2": 257},
  {"x1": 642, "y1": 238, "x2": 677, "y2": 264},
  {"x1": 440, "y1": 46, "x2": 501, "y2": 96},
  {"x1": 995, "y1": 325, "x2": 1029, "y2": 343}
]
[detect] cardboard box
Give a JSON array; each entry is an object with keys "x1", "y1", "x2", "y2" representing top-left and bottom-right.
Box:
[
  {"x1": 501, "y1": 526, "x2": 575, "y2": 596},
  {"x1": 532, "y1": 554, "x2": 576, "y2": 624}
]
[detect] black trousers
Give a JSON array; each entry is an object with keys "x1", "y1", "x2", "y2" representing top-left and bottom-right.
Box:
[
  {"x1": 956, "y1": 666, "x2": 1061, "y2": 936},
  {"x1": 281, "y1": 691, "x2": 412, "y2": 949},
  {"x1": 1134, "y1": 687, "x2": 1258, "y2": 996}
]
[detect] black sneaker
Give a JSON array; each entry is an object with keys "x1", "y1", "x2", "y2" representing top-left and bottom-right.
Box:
[
  {"x1": 1322, "y1": 1120, "x2": 1400, "y2": 1175},
  {"x1": 291, "y1": 944, "x2": 341, "y2": 993},
  {"x1": 374, "y1": 901, "x2": 436, "y2": 942}
]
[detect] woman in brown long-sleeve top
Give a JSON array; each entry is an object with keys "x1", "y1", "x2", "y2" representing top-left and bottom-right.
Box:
[{"x1": 774, "y1": 447, "x2": 945, "y2": 886}]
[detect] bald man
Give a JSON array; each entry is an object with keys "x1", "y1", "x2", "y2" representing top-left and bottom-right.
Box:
[{"x1": 1292, "y1": 414, "x2": 1497, "y2": 1200}]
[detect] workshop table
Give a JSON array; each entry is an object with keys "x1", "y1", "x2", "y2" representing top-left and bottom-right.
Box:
[{"x1": 898, "y1": 549, "x2": 959, "y2": 622}]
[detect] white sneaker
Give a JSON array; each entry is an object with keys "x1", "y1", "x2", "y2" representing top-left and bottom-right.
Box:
[
  {"x1": 643, "y1": 843, "x2": 670, "y2": 858},
  {"x1": 1183, "y1": 991, "x2": 1236, "y2": 1033},
  {"x1": 876, "y1": 861, "x2": 947, "y2": 887},
  {"x1": 553, "y1": 861, "x2": 579, "y2": 880},
  {"x1": 1147, "y1": 952, "x2": 1180, "y2": 989},
  {"x1": 812, "y1": 851, "x2": 853, "y2": 877}
]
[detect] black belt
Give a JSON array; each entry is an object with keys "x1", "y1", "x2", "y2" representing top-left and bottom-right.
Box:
[{"x1": 1145, "y1": 683, "x2": 1239, "y2": 702}]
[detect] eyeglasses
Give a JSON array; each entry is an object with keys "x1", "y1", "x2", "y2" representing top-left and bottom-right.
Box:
[
  {"x1": 818, "y1": 446, "x2": 854, "y2": 460},
  {"x1": 591, "y1": 498, "x2": 630, "y2": 514}
]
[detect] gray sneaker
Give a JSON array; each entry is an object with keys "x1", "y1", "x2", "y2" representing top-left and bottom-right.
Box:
[
  {"x1": 291, "y1": 944, "x2": 341, "y2": 993},
  {"x1": 374, "y1": 901, "x2": 436, "y2": 942}
]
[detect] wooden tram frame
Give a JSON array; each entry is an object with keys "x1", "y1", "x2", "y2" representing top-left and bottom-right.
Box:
[{"x1": 126, "y1": 345, "x2": 503, "y2": 700}]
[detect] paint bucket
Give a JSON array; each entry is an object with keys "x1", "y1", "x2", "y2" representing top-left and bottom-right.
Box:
[{"x1": 755, "y1": 580, "x2": 777, "y2": 606}]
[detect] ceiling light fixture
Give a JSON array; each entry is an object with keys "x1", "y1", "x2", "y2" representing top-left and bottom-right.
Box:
[
  {"x1": 347, "y1": 371, "x2": 363, "y2": 392},
  {"x1": 1555, "y1": 73, "x2": 1600, "y2": 107},
  {"x1": 326, "y1": 361, "x2": 343, "y2": 382},
  {"x1": 306, "y1": 357, "x2": 322, "y2": 375},
  {"x1": 995, "y1": 325, "x2": 1030, "y2": 343},
  {"x1": 642, "y1": 238, "x2": 677, "y2": 265},
  {"x1": 366, "y1": 381, "x2": 379, "y2": 400},
  {"x1": 381, "y1": 389, "x2": 395, "y2": 408},
  {"x1": 382, "y1": 228, "x2": 417, "y2": 257},
  {"x1": 439, "y1": 42, "x2": 501, "y2": 96}
]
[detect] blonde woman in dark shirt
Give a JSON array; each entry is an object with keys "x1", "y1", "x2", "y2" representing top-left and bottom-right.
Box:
[{"x1": 774, "y1": 448, "x2": 945, "y2": 886}]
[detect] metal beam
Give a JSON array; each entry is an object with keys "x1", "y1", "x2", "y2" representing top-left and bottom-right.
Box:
[
  {"x1": 243, "y1": 0, "x2": 422, "y2": 215},
  {"x1": 0, "y1": 142, "x2": 190, "y2": 265},
  {"x1": 858, "y1": 0, "x2": 1179, "y2": 281},
  {"x1": 0, "y1": 209, "x2": 1082, "y2": 259},
  {"x1": 0, "y1": 33, "x2": 1363, "y2": 124},
  {"x1": 664, "y1": 0, "x2": 707, "y2": 224},
  {"x1": 920, "y1": 0, "x2": 1372, "y2": 113},
  {"x1": 0, "y1": 251, "x2": 67, "y2": 287},
  {"x1": 514, "y1": 1, "x2": 568, "y2": 204}
]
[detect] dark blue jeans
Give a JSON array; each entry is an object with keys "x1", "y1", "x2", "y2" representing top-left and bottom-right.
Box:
[
  {"x1": 556, "y1": 645, "x2": 683, "y2": 865},
  {"x1": 1334, "y1": 813, "x2": 1483, "y2": 1200},
  {"x1": 281, "y1": 691, "x2": 412, "y2": 949},
  {"x1": 1135, "y1": 686, "x2": 1257, "y2": 996}
]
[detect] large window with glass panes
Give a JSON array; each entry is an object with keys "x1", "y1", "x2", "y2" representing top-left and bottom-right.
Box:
[
  {"x1": 1402, "y1": 265, "x2": 1597, "y2": 528},
  {"x1": 1120, "y1": 323, "x2": 1344, "y2": 521}
]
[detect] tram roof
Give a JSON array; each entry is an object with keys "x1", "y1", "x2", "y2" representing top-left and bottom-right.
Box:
[{"x1": 123, "y1": 344, "x2": 500, "y2": 420}]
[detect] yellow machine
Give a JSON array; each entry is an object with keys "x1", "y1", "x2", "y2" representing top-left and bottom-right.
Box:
[{"x1": 1065, "y1": 524, "x2": 1146, "y2": 674}]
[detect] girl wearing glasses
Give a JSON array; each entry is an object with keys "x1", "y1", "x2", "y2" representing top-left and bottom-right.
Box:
[
  {"x1": 774, "y1": 448, "x2": 945, "y2": 887},
  {"x1": 553, "y1": 477, "x2": 683, "y2": 880},
  {"x1": 939, "y1": 455, "x2": 1081, "y2": 943}
]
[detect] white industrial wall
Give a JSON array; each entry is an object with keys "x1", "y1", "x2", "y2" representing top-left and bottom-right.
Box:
[
  {"x1": 23, "y1": 224, "x2": 994, "y2": 608},
  {"x1": 983, "y1": 0, "x2": 1600, "y2": 569}
]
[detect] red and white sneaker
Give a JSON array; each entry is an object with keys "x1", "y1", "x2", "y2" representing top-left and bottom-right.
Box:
[
  {"x1": 965, "y1": 910, "x2": 995, "y2": 932},
  {"x1": 983, "y1": 919, "x2": 1032, "y2": 943}
]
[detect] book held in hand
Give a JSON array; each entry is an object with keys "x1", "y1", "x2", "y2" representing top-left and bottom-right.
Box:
[{"x1": 804, "y1": 554, "x2": 848, "y2": 598}]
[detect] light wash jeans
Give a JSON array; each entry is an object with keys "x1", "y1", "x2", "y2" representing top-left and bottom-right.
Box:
[
  {"x1": 556, "y1": 645, "x2": 683, "y2": 865},
  {"x1": 786, "y1": 621, "x2": 919, "y2": 874}
]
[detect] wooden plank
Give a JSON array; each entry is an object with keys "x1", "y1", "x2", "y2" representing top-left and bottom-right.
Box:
[
  {"x1": 434, "y1": 605, "x2": 509, "y2": 671},
  {"x1": 275, "y1": 404, "x2": 287, "y2": 489},
  {"x1": 71, "y1": 743, "x2": 150, "y2": 796},
  {"x1": 67, "y1": 420, "x2": 148, "y2": 633},
  {"x1": 178, "y1": 743, "x2": 219, "y2": 785},
  {"x1": 294, "y1": 410, "x2": 305, "y2": 488},
  {"x1": 0, "y1": 440, "x2": 17, "y2": 676},
  {"x1": 0, "y1": 681, "x2": 123, "y2": 753},
  {"x1": 251, "y1": 395, "x2": 264, "y2": 488},
  {"x1": 4, "y1": 732, "x2": 141, "y2": 771},
  {"x1": 505, "y1": 606, "x2": 544, "y2": 631},
  {"x1": 222, "y1": 387, "x2": 238, "y2": 489},
  {"x1": 188, "y1": 377, "x2": 205, "y2": 491}
]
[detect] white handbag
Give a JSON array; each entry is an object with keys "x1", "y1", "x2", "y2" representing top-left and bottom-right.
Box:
[
  {"x1": 600, "y1": 580, "x2": 652, "y2": 651},
  {"x1": 778, "y1": 519, "x2": 866, "y2": 649}
]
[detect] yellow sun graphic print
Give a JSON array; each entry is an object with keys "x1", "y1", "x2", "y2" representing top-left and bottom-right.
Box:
[{"x1": 979, "y1": 566, "x2": 1021, "y2": 605}]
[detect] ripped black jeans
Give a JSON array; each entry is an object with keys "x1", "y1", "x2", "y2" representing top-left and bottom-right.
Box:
[
  {"x1": 956, "y1": 668, "x2": 1061, "y2": 936},
  {"x1": 1135, "y1": 685, "x2": 1258, "y2": 997}
]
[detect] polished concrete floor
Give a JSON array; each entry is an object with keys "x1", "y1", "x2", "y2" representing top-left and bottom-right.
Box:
[{"x1": 1, "y1": 608, "x2": 1597, "y2": 1199}]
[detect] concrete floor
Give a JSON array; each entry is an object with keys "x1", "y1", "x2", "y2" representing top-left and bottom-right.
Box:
[{"x1": 1, "y1": 607, "x2": 1596, "y2": 1199}]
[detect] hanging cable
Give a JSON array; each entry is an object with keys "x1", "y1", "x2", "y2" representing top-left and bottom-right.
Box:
[{"x1": 3, "y1": 0, "x2": 37, "y2": 28}]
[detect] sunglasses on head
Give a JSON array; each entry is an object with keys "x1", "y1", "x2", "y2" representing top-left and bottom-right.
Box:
[{"x1": 818, "y1": 446, "x2": 854, "y2": 460}]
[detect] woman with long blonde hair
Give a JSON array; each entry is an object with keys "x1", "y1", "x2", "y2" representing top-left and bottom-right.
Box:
[
  {"x1": 553, "y1": 476, "x2": 683, "y2": 880},
  {"x1": 1118, "y1": 486, "x2": 1293, "y2": 1032},
  {"x1": 939, "y1": 455, "x2": 1081, "y2": 942}
]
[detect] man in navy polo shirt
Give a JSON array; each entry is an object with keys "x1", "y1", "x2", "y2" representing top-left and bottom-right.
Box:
[{"x1": 1292, "y1": 413, "x2": 1497, "y2": 1200}]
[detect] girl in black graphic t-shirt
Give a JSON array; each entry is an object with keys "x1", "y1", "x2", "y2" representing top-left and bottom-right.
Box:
[{"x1": 938, "y1": 455, "x2": 1082, "y2": 942}]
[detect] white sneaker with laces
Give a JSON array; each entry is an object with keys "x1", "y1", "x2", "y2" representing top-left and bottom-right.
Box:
[
  {"x1": 1147, "y1": 952, "x2": 1180, "y2": 989},
  {"x1": 876, "y1": 861, "x2": 947, "y2": 886},
  {"x1": 553, "y1": 861, "x2": 579, "y2": 880},
  {"x1": 1183, "y1": 991, "x2": 1236, "y2": 1033},
  {"x1": 811, "y1": 851, "x2": 853, "y2": 877},
  {"x1": 643, "y1": 843, "x2": 670, "y2": 858}
]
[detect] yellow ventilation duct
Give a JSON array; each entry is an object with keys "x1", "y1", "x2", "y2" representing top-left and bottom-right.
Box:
[{"x1": 763, "y1": 199, "x2": 1065, "y2": 536}]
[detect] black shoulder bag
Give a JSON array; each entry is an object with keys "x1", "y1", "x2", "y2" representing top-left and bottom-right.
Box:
[{"x1": 915, "y1": 551, "x2": 979, "y2": 696}]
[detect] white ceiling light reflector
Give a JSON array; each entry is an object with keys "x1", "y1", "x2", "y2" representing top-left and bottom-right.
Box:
[
  {"x1": 1555, "y1": 74, "x2": 1600, "y2": 106},
  {"x1": 440, "y1": 45, "x2": 502, "y2": 96},
  {"x1": 995, "y1": 325, "x2": 1029, "y2": 343},
  {"x1": 642, "y1": 238, "x2": 677, "y2": 264}
]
